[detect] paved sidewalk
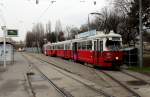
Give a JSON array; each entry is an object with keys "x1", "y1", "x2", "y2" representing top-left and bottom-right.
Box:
[{"x1": 0, "y1": 52, "x2": 30, "y2": 97}]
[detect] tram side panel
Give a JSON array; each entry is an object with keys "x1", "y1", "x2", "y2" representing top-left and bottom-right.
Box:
[
  {"x1": 77, "y1": 50, "x2": 93, "y2": 64},
  {"x1": 64, "y1": 50, "x2": 72, "y2": 59},
  {"x1": 56, "y1": 50, "x2": 64, "y2": 58},
  {"x1": 51, "y1": 50, "x2": 57, "y2": 56},
  {"x1": 64, "y1": 43, "x2": 72, "y2": 59}
]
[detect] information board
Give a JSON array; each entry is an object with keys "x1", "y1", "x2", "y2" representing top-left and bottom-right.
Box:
[{"x1": 7, "y1": 29, "x2": 18, "y2": 37}]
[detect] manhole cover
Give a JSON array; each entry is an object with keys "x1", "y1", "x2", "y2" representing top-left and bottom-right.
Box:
[{"x1": 127, "y1": 80, "x2": 148, "y2": 86}]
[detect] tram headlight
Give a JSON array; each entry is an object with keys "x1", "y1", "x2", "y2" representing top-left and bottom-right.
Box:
[{"x1": 115, "y1": 57, "x2": 119, "y2": 60}]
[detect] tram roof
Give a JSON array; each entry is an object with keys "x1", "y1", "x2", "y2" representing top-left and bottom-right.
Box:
[
  {"x1": 44, "y1": 31, "x2": 121, "y2": 46},
  {"x1": 89, "y1": 31, "x2": 121, "y2": 38}
]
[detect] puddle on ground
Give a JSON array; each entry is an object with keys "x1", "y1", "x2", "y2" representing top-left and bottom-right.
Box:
[
  {"x1": 27, "y1": 72, "x2": 44, "y2": 81},
  {"x1": 30, "y1": 75, "x2": 44, "y2": 81},
  {"x1": 127, "y1": 80, "x2": 148, "y2": 86},
  {"x1": 33, "y1": 84, "x2": 49, "y2": 90}
]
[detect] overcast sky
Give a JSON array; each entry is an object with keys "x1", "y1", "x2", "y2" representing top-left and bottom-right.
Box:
[{"x1": 0, "y1": 0, "x2": 110, "y2": 41}]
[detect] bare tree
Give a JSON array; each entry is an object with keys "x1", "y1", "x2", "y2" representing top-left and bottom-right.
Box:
[
  {"x1": 80, "y1": 24, "x2": 88, "y2": 33},
  {"x1": 113, "y1": 0, "x2": 132, "y2": 16},
  {"x1": 92, "y1": 7, "x2": 124, "y2": 33},
  {"x1": 55, "y1": 20, "x2": 62, "y2": 41},
  {"x1": 45, "y1": 21, "x2": 52, "y2": 42},
  {"x1": 70, "y1": 27, "x2": 80, "y2": 39},
  {"x1": 46, "y1": 20, "x2": 51, "y2": 33},
  {"x1": 58, "y1": 31, "x2": 65, "y2": 41},
  {"x1": 65, "y1": 26, "x2": 72, "y2": 40},
  {"x1": 26, "y1": 23, "x2": 45, "y2": 51}
]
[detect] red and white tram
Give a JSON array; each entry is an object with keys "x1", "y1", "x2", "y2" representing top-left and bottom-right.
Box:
[{"x1": 43, "y1": 30, "x2": 124, "y2": 68}]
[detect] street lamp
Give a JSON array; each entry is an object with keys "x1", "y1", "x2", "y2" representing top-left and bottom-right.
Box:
[
  {"x1": 1, "y1": 26, "x2": 6, "y2": 69},
  {"x1": 90, "y1": 12, "x2": 102, "y2": 15},
  {"x1": 88, "y1": 12, "x2": 102, "y2": 31},
  {"x1": 139, "y1": 0, "x2": 143, "y2": 68},
  {"x1": 88, "y1": 14, "x2": 90, "y2": 31}
]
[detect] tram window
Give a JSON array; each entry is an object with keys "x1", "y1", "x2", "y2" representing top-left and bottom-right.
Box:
[
  {"x1": 100, "y1": 41, "x2": 103, "y2": 52},
  {"x1": 94, "y1": 41, "x2": 97, "y2": 51},
  {"x1": 65, "y1": 44, "x2": 67, "y2": 50},
  {"x1": 106, "y1": 39, "x2": 121, "y2": 51},
  {"x1": 57, "y1": 46, "x2": 59, "y2": 49},
  {"x1": 82, "y1": 42, "x2": 86, "y2": 50},
  {"x1": 78, "y1": 42, "x2": 82, "y2": 50},
  {"x1": 65, "y1": 44, "x2": 70, "y2": 50},
  {"x1": 54, "y1": 46, "x2": 56, "y2": 49},
  {"x1": 60, "y1": 45, "x2": 62, "y2": 50},
  {"x1": 64, "y1": 44, "x2": 66, "y2": 50},
  {"x1": 68, "y1": 44, "x2": 70, "y2": 50},
  {"x1": 66, "y1": 44, "x2": 68, "y2": 50},
  {"x1": 60, "y1": 45, "x2": 62, "y2": 49},
  {"x1": 69, "y1": 44, "x2": 70, "y2": 50},
  {"x1": 86, "y1": 41, "x2": 92, "y2": 50},
  {"x1": 58, "y1": 45, "x2": 61, "y2": 49},
  {"x1": 59, "y1": 45, "x2": 61, "y2": 49}
]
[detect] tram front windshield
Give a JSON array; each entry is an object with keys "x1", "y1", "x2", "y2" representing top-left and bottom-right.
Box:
[{"x1": 106, "y1": 40, "x2": 121, "y2": 51}]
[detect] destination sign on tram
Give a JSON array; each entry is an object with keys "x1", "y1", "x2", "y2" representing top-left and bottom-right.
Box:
[{"x1": 77, "y1": 30, "x2": 96, "y2": 38}]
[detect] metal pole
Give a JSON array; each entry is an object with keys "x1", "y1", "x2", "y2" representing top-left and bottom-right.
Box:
[
  {"x1": 56, "y1": 31, "x2": 58, "y2": 42},
  {"x1": 88, "y1": 14, "x2": 90, "y2": 31},
  {"x1": 3, "y1": 26, "x2": 6, "y2": 69},
  {"x1": 139, "y1": 0, "x2": 143, "y2": 68}
]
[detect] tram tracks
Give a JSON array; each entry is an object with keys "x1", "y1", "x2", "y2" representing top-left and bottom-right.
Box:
[
  {"x1": 22, "y1": 53, "x2": 114, "y2": 97},
  {"x1": 100, "y1": 70, "x2": 141, "y2": 97},
  {"x1": 25, "y1": 53, "x2": 150, "y2": 97},
  {"x1": 84, "y1": 64, "x2": 150, "y2": 97},
  {"x1": 121, "y1": 70, "x2": 150, "y2": 85},
  {"x1": 23, "y1": 53, "x2": 74, "y2": 97}
]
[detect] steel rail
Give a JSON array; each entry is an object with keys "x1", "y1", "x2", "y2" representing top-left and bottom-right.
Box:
[
  {"x1": 121, "y1": 70, "x2": 150, "y2": 85},
  {"x1": 28, "y1": 54, "x2": 114, "y2": 97},
  {"x1": 33, "y1": 65, "x2": 74, "y2": 97},
  {"x1": 22, "y1": 53, "x2": 73, "y2": 97},
  {"x1": 101, "y1": 71, "x2": 141, "y2": 97},
  {"x1": 26, "y1": 73, "x2": 36, "y2": 97}
]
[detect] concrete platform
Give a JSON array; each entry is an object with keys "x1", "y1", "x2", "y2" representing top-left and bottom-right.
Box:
[{"x1": 0, "y1": 52, "x2": 30, "y2": 97}]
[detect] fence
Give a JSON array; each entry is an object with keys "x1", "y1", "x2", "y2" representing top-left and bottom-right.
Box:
[
  {"x1": 123, "y1": 47, "x2": 138, "y2": 66},
  {"x1": 25, "y1": 47, "x2": 42, "y2": 53}
]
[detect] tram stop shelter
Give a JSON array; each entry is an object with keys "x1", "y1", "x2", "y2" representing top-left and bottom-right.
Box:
[{"x1": 0, "y1": 37, "x2": 14, "y2": 66}]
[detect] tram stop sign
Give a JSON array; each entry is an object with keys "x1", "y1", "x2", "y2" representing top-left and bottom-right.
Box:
[{"x1": 7, "y1": 29, "x2": 18, "y2": 37}]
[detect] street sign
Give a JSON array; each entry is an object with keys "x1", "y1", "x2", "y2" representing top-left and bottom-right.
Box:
[{"x1": 7, "y1": 29, "x2": 18, "y2": 37}]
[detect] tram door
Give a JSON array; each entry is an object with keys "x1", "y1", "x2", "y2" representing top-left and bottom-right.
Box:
[
  {"x1": 93, "y1": 40, "x2": 98, "y2": 65},
  {"x1": 72, "y1": 42, "x2": 77, "y2": 61},
  {"x1": 93, "y1": 40, "x2": 103, "y2": 65}
]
